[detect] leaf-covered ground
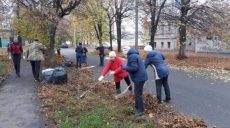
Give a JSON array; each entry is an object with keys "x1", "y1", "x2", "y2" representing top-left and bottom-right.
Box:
[
  {"x1": 164, "y1": 52, "x2": 230, "y2": 83},
  {"x1": 38, "y1": 55, "x2": 207, "y2": 128},
  {"x1": 0, "y1": 53, "x2": 12, "y2": 83}
]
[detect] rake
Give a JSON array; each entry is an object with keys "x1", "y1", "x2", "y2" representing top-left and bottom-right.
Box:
[{"x1": 76, "y1": 81, "x2": 100, "y2": 100}]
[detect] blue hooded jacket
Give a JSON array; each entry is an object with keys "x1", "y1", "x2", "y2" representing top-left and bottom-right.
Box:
[
  {"x1": 122, "y1": 48, "x2": 148, "y2": 83},
  {"x1": 144, "y1": 50, "x2": 169, "y2": 78},
  {"x1": 75, "y1": 45, "x2": 83, "y2": 57}
]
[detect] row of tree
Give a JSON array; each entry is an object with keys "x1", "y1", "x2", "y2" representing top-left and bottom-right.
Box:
[{"x1": 3, "y1": 0, "x2": 230, "y2": 61}]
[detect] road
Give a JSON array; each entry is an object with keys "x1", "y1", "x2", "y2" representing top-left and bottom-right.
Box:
[{"x1": 61, "y1": 48, "x2": 230, "y2": 128}]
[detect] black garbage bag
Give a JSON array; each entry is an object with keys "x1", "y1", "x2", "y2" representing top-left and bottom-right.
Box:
[
  {"x1": 42, "y1": 69, "x2": 55, "y2": 83},
  {"x1": 52, "y1": 67, "x2": 67, "y2": 84},
  {"x1": 63, "y1": 60, "x2": 72, "y2": 67}
]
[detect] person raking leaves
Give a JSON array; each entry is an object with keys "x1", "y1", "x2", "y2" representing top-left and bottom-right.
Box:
[{"x1": 98, "y1": 51, "x2": 132, "y2": 94}]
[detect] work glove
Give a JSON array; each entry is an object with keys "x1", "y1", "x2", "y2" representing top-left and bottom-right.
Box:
[
  {"x1": 109, "y1": 71, "x2": 115, "y2": 75},
  {"x1": 98, "y1": 76, "x2": 104, "y2": 81}
]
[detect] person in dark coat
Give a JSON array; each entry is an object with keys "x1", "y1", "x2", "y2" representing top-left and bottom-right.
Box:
[
  {"x1": 144, "y1": 45, "x2": 171, "y2": 104},
  {"x1": 75, "y1": 43, "x2": 83, "y2": 68},
  {"x1": 81, "y1": 46, "x2": 88, "y2": 65},
  {"x1": 9, "y1": 37, "x2": 23, "y2": 77},
  {"x1": 121, "y1": 48, "x2": 148, "y2": 116},
  {"x1": 96, "y1": 44, "x2": 105, "y2": 66}
]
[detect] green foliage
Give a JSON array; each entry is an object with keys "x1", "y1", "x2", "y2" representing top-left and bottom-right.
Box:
[
  {"x1": 0, "y1": 62, "x2": 7, "y2": 76},
  {"x1": 12, "y1": 12, "x2": 49, "y2": 46},
  {"x1": 71, "y1": 0, "x2": 109, "y2": 44}
]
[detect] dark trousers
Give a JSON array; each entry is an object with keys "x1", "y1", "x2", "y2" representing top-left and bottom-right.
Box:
[
  {"x1": 76, "y1": 55, "x2": 82, "y2": 68},
  {"x1": 99, "y1": 55, "x2": 104, "y2": 66},
  {"x1": 155, "y1": 75, "x2": 171, "y2": 101},
  {"x1": 12, "y1": 54, "x2": 21, "y2": 76},
  {"x1": 115, "y1": 76, "x2": 132, "y2": 90},
  {"x1": 81, "y1": 54, "x2": 87, "y2": 64},
  {"x1": 30, "y1": 61, "x2": 41, "y2": 80},
  {"x1": 134, "y1": 81, "x2": 145, "y2": 113}
]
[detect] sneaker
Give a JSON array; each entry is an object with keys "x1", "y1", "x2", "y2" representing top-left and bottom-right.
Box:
[
  {"x1": 34, "y1": 79, "x2": 40, "y2": 82},
  {"x1": 157, "y1": 100, "x2": 162, "y2": 104},
  {"x1": 135, "y1": 111, "x2": 144, "y2": 116},
  {"x1": 164, "y1": 98, "x2": 171, "y2": 103}
]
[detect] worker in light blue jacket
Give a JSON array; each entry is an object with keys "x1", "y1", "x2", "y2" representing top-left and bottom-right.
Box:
[{"x1": 144, "y1": 45, "x2": 171, "y2": 104}]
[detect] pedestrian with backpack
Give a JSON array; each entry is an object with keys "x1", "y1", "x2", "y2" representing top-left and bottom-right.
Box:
[{"x1": 9, "y1": 36, "x2": 23, "y2": 77}]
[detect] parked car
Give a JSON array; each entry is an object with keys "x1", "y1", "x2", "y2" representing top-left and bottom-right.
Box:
[
  {"x1": 95, "y1": 43, "x2": 112, "y2": 50},
  {"x1": 59, "y1": 43, "x2": 68, "y2": 48}
]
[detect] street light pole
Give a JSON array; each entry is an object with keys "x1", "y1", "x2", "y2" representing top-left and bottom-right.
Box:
[{"x1": 135, "y1": 0, "x2": 138, "y2": 49}]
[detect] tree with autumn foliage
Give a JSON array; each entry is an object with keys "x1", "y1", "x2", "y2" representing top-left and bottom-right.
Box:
[{"x1": 16, "y1": 0, "x2": 82, "y2": 62}]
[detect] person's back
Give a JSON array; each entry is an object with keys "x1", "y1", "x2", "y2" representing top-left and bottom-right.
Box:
[
  {"x1": 126, "y1": 48, "x2": 148, "y2": 83},
  {"x1": 75, "y1": 43, "x2": 83, "y2": 68},
  {"x1": 75, "y1": 45, "x2": 83, "y2": 55},
  {"x1": 96, "y1": 45, "x2": 105, "y2": 66},
  {"x1": 26, "y1": 40, "x2": 46, "y2": 61},
  {"x1": 97, "y1": 45, "x2": 104, "y2": 56},
  {"x1": 145, "y1": 50, "x2": 169, "y2": 78}
]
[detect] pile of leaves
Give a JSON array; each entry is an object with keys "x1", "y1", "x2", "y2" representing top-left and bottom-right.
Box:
[{"x1": 37, "y1": 55, "x2": 207, "y2": 127}]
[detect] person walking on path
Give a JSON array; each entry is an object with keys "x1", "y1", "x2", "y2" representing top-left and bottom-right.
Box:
[
  {"x1": 9, "y1": 36, "x2": 23, "y2": 77},
  {"x1": 98, "y1": 51, "x2": 132, "y2": 94},
  {"x1": 25, "y1": 39, "x2": 46, "y2": 82},
  {"x1": 144, "y1": 45, "x2": 171, "y2": 104},
  {"x1": 121, "y1": 48, "x2": 148, "y2": 116},
  {"x1": 96, "y1": 44, "x2": 105, "y2": 66},
  {"x1": 81, "y1": 45, "x2": 88, "y2": 65},
  {"x1": 75, "y1": 43, "x2": 83, "y2": 68}
]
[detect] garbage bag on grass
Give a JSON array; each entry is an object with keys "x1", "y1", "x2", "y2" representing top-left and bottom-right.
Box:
[
  {"x1": 63, "y1": 60, "x2": 72, "y2": 67},
  {"x1": 42, "y1": 68, "x2": 55, "y2": 83},
  {"x1": 52, "y1": 67, "x2": 68, "y2": 84}
]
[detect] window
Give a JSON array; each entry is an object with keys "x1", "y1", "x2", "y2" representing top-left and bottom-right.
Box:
[
  {"x1": 161, "y1": 25, "x2": 164, "y2": 34},
  {"x1": 154, "y1": 42, "x2": 156, "y2": 48},
  {"x1": 168, "y1": 23, "x2": 171, "y2": 32},
  {"x1": 167, "y1": 42, "x2": 171, "y2": 49},
  {"x1": 161, "y1": 42, "x2": 164, "y2": 48}
]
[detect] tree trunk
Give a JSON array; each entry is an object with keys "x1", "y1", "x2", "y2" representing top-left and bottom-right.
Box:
[
  {"x1": 149, "y1": 0, "x2": 156, "y2": 49},
  {"x1": 109, "y1": 22, "x2": 113, "y2": 51},
  {"x1": 178, "y1": 0, "x2": 190, "y2": 59},
  {"x1": 178, "y1": 24, "x2": 187, "y2": 58},
  {"x1": 116, "y1": 15, "x2": 122, "y2": 52},
  {"x1": 48, "y1": 23, "x2": 57, "y2": 64}
]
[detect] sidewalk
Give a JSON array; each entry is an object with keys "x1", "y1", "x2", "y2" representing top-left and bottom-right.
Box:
[{"x1": 0, "y1": 60, "x2": 44, "y2": 128}]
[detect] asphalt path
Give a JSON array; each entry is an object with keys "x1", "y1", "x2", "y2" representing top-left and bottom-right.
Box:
[{"x1": 61, "y1": 48, "x2": 230, "y2": 128}]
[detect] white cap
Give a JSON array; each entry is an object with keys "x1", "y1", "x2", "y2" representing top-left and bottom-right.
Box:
[
  {"x1": 109, "y1": 51, "x2": 116, "y2": 57},
  {"x1": 144, "y1": 45, "x2": 152, "y2": 52}
]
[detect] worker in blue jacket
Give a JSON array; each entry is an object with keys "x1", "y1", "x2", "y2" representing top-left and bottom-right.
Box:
[
  {"x1": 144, "y1": 45, "x2": 171, "y2": 104},
  {"x1": 121, "y1": 48, "x2": 148, "y2": 116}
]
